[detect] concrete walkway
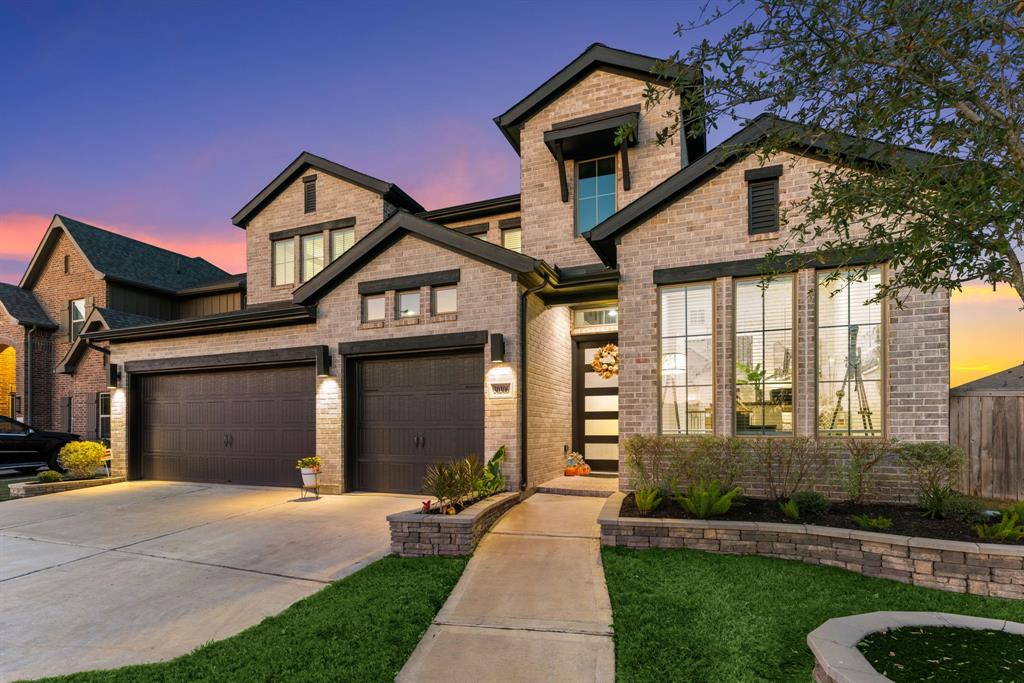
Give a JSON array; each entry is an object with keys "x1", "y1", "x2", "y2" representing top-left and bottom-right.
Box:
[{"x1": 398, "y1": 493, "x2": 614, "y2": 682}]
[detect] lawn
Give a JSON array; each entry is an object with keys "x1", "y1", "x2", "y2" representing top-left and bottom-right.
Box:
[
  {"x1": 35, "y1": 555, "x2": 467, "y2": 683},
  {"x1": 602, "y1": 547, "x2": 1024, "y2": 682}
]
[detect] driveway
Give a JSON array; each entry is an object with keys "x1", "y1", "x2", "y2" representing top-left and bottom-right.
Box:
[{"x1": 0, "y1": 481, "x2": 418, "y2": 682}]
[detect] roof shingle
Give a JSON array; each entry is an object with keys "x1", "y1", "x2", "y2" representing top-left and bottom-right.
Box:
[{"x1": 0, "y1": 283, "x2": 58, "y2": 329}]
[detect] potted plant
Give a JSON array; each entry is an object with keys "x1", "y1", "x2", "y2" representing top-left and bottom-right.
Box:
[
  {"x1": 296, "y1": 456, "x2": 321, "y2": 487},
  {"x1": 565, "y1": 451, "x2": 588, "y2": 476}
]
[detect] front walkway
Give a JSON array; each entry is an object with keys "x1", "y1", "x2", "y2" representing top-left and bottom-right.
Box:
[{"x1": 397, "y1": 493, "x2": 615, "y2": 682}]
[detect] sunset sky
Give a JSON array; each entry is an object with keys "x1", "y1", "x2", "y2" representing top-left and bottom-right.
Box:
[{"x1": 1, "y1": 1, "x2": 1020, "y2": 387}]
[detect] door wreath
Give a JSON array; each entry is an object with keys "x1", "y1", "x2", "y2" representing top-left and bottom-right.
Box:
[{"x1": 591, "y1": 343, "x2": 620, "y2": 379}]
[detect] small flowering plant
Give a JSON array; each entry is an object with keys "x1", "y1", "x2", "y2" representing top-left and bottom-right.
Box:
[{"x1": 296, "y1": 456, "x2": 321, "y2": 473}]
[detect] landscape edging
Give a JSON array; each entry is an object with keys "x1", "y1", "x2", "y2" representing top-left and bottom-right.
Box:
[
  {"x1": 8, "y1": 476, "x2": 127, "y2": 498},
  {"x1": 598, "y1": 492, "x2": 1024, "y2": 599},
  {"x1": 388, "y1": 491, "x2": 521, "y2": 557}
]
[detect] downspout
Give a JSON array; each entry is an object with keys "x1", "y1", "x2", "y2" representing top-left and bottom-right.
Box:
[
  {"x1": 518, "y1": 274, "x2": 549, "y2": 491},
  {"x1": 24, "y1": 326, "x2": 35, "y2": 424}
]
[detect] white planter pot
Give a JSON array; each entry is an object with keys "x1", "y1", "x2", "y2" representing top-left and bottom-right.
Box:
[{"x1": 300, "y1": 468, "x2": 319, "y2": 487}]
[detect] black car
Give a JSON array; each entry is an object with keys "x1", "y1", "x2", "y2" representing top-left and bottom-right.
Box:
[{"x1": 0, "y1": 416, "x2": 79, "y2": 473}]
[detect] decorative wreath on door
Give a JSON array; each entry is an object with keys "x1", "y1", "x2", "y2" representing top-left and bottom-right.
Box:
[{"x1": 591, "y1": 343, "x2": 620, "y2": 379}]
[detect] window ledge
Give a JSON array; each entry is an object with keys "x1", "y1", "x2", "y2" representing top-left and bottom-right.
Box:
[
  {"x1": 360, "y1": 321, "x2": 385, "y2": 330},
  {"x1": 748, "y1": 232, "x2": 780, "y2": 243},
  {"x1": 394, "y1": 316, "x2": 421, "y2": 327},
  {"x1": 429, "y1": 313, "x2": 458, "y2": 324}
]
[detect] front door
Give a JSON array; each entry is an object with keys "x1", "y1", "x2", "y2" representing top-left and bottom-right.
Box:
[{"x1": 573, "y1": 334, "x2": 619, "y2": 472}]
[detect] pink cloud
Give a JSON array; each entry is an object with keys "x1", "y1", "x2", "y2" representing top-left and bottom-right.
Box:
[{"x1": 0, "y1": 213, "x2": 51, "y2": 260}]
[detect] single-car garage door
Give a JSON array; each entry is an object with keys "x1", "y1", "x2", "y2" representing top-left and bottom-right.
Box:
[
  {"x1": 354, "y1": 350, "x2": 484, "y2": 493},
  {"x1": 139, "y1": 365, "x2": 315, "y2": 486}
]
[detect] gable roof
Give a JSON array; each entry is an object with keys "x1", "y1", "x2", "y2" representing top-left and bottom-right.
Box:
[
  {"x1": 292, "y1": 211, "x2": 543, "y2": 305},
  {"x1": 584, "y1": 114, "x2": 938, "y2": 265},
  {"x1": 494, "y1": 43, "x2": 696, "y2": 154},
  {"x1": 231, "y1": 152, "x2": 424, "y2": 228},
  {"x1": 417, "y1": 194, "x2": 521, "y2": 224},
  {"x1": 0, "y1": 282, "x2": 57, "y2": 329},
  {"x1": 56, "y1": 306, "x2": 164, "y2": 374},
  {"x1": 951, "y1": 364, "x2": 1024, "y2": 396},
  {"x1": 20, "y1": 216, "x2": 232, "y2": 294}
]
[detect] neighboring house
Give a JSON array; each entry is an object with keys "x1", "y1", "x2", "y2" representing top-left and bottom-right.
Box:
[
  {"x1": 81, "y1": 43, "x2": 948, "y2": 496},
  {"x1": 0, "y1": 215, "x2": 242, "y2": 440}
]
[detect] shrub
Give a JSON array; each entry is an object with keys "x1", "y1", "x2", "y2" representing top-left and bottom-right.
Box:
[
  {"x1": 851, "y1": 514, "x2": 893, "y2": 531},
  {"x1": 840, "y1": 438, "x2": 898, "y2": 503},
  {"x1": 749, "y1": 437, "x2": 830, "y2": 500},
  {"x1": 36, "y1": 470, "x2": 62, "y2": 483},
  {"x1": 296, "y1": 456, "x2": 321, "y2": 471},
  {"x1": 623, "y1": 435, "x2": 674, "y2": 492},
  {"x1": 779, "y1": 498, "x2": 800, "y2": 520},
  {"x1": 423, "y1": 457, "x2": 481, "y2": 513},
  {"x1": 669, "y1": 436, "x2": 749, "y2": 490},
  {"x1": 973, "y1": 513, "x2": 1024, "y2": 542},
  {"x1": 57, "y1": 441, "x2": 106, "y2": 480},
  {"x1": 792, "y1": 490, "x2": 830, "y2": 517},
  {"x1": 899, "y1": 442, "x2": 964, "y2": 512},
  {"x1": 671, "y1": 479, "x2": 742, "y2": 519},
  {"x1": 633, "y1": 488, "x2": 662, "y2": 517},
  {"x1": 473, "y1": 446, "x2": 507, "y2": 496}
]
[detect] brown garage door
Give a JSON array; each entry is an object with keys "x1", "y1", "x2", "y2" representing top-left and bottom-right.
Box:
[
  {"x1": 139, "y1": 365, "x2": 315, "y2": 486},
  {"x1": 354, "y1": 350, "x2": 484, "y2": 493}
]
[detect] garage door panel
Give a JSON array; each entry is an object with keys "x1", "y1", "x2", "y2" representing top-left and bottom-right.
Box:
[
  {"x1": 139, "y1": 365, "x2": 315, "y2": 487},
  {"x1": 355, "y1": 351, "x2": 484, "y2": 493}
]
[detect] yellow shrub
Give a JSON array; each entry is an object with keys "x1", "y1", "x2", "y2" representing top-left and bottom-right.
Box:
[{"x1": 58, "y1": 441, "x2": 107, "y2": 480}]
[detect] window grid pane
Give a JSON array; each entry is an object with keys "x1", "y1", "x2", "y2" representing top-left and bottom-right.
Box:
[
  {"x1": 577, "y1": 157, "x2": 616, "y2": 233},
  {"x1": 363, "y1": 295, "x2": 385, "y2": 322},
  {"x1": 397, "y1": 290, "x2": 420, "y2": 318},
  {"x1": 272, "y1": 240, "x2": 294, "y2": 286},
  {"x1": 331, "y1": 228, "x2": 355, "y2": 261},
  {"x1": 660, "y1": 283, "x2": 714, "y2": 435},
  {"x1": 502, "y1": 228, "x2": 522, "y2": 253},
  {"x1": 735, "y1": 277, "x2": 793, "y2": 435},
  {"x1": 433, "y1": 286, "x2": 457, "y2": 314},
  {"x1": 817, "y1": 268, "x2": 883, "y2": 436},
  {"x1": 301, "y1": 234, "x2": 324, "y2": 282}
]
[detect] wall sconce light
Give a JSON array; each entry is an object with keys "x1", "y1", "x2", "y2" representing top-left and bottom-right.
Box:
[
  {"x1": 490, "y1": 333, "x2": 505, "y2": 363},
  {"x1": 315, "y1": 345, "x2": 332, "y2": 377},
  {"x1": 107, "y1": 363, "x2": 121, "y2": 389}
]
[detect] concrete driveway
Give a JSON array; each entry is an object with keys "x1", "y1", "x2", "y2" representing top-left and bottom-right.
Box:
[{"x1": 0, "y1": 481, "x2": 418, "y2": 682}]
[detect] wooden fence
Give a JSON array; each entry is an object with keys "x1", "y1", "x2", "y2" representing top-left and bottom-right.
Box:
[{"x1": 950, "y1": 392, "x2": 1024, "y2": 501}]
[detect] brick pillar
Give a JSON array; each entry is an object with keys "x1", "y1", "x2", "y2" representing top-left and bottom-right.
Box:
[
  {"x1": 315, "y1": 372, "x2": 342, "y2": 494},
  {"x1": 795, "y1": 268, "x2": 818, "y2": 437},
  {"x1": 714, "y1": 277, "x2": 734, "y2": 436},
  {"x1": 109, "y1": 387, "x2": 127, "y2": 477}
]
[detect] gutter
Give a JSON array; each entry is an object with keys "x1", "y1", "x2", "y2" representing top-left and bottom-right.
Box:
[{"x1": 517, "y1": 274, "x2": 549, "y2": 490}]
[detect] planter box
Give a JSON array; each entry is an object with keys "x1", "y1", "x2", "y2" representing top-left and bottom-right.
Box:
[
  {"x1": 9, "y1": 476, "x2": 126, "y2": 499},
  {"x1": 599, "y1": 492, "x2": 1024, "y2": 599},
  {"x1": 388, "y1": 491, "x2": 521, "y2": 557}
]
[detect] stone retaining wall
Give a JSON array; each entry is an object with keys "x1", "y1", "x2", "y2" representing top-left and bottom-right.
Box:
[
  {"x1": 388, "y1": 491, "x2": 521, "y2": 557},
  {"x1": 9, "y1": 476, "x2": 126, "y2": 498},
  {"x1": 598, "y1": 493, "x2": 1024, "y2": 599}
]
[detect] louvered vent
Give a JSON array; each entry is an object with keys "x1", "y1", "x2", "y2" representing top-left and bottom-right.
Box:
[
  {"x1": 747, "y1": 177, "x2": 779, "y2": 234},
  {"x1": 303, "y1": 175, "x2": 317, "y2": 214}
]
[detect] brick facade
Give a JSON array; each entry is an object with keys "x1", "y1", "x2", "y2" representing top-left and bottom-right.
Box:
[{"x1": 525, "y1": 298, "x2": 573, "y2": 486}]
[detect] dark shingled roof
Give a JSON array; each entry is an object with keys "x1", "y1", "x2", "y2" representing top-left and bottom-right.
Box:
[
  {"x1": 57, "y1": 216, "x2": 231, "y2": 293},
  {"x1": 92, "y1": 307, "x2": 162, "y2": 330},
  {"x1": 0, "y1": 282, "x2": 57, "y2": 329},
  {"x1": 951, "y1": 364, "x2": 1024, "y2": 395}
]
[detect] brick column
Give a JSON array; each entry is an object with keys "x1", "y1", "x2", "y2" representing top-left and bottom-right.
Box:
[
  {"x1": 795, "y1": 268, "x2": 818, "y2": 437},
  {"x1": 714, "y1": 277, "x2": 734, "y2": 436}
]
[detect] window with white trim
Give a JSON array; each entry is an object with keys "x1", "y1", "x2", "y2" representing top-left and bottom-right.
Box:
[
  {"x1": 301, "y1": 233, "x2": 324, "y2": 282},
  {"x1": 330, "y1": 227, "x2": 355, "y2": 261},
  {"x1": 272, "y1": 239, "x2": 294, "y2": 286},
  {"x1": 660, "y1": 283, "x2": 713, "y2": 434}
]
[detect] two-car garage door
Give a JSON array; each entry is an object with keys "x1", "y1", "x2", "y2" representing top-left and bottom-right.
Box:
[{"x1": 138, "y1": 365, "x2": 315, "y2": 487}]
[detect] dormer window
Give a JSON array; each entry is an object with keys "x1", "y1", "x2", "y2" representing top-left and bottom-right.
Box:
[
  {"x1": 576, "y1": 156, "x2": 616, "y2": 233},
  {"x1": 303, "y1": 175, "x2": 317, "y2": 214}
]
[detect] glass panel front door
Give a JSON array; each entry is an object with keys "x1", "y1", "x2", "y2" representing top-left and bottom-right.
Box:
[{"x1": 574, "y1": 334, "x2": 619, "y2": 472}]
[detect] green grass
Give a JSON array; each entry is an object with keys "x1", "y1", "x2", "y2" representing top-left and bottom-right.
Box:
[
  {"x1": 859, "y1": 626, "x2": 1024, "y2": 681},
  {"x1": 34, "y1": 556, "x2": 467, "y2": 683},
  {"x1": 602, "y1": 547, "x2": 1024, "y2": 682}
]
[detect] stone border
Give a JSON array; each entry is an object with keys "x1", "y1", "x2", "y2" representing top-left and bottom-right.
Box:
[
  {"x1": 598, "y1": 492, "x2": 1024, "y2": 599},
  {"x1": 8, "y1": 476, "x2": 126, "y2": 499},
  {"x1": 389, "y1": 491, "x2": 521, "y2": 557},
  {"x1": 808, "y1": 611, "x2": 1024, "y2": 682}
]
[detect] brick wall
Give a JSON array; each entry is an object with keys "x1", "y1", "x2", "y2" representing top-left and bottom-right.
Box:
[
  {"x1": 0, "y1": 336, "x2": 17, "y2": 418},
  {"x1": 439, "y1": 211, "x2": 522, "y2": 249},
  {"x1": 108, "y1": 233, "x2": 523, "y2": 493},
  {"x1": 616, "y1": 151, "x2": 949, "y2": 498},
  {"x1": 519, "y1": 68, "x2": 681, "y2": 268},
  {"x1": 525, "y1": 296, "x2": 572, "y2": 486},
  {"x1": 245, "y1": 168, "x2": 387, "y2": 305}
]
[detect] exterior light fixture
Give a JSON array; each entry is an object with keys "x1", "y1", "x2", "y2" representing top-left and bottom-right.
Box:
[
  {"x1": 489, "y1": 333, "x2": 505, "y2": 364},
  {"x1": 315, "y1": 345, "x2": 332, "y2": 377},
  {"x1": 107, "y1": 363, "x2": 120, "y2": 389}
]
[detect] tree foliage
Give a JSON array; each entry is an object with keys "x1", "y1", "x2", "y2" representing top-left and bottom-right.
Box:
[{"x1": 640, "y1": 0, "x2": 1024, "y2": 305}]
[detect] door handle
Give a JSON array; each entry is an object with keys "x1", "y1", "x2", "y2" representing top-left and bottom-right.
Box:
[
  {"x1": 421, "y1": 433, "x2": 426, "y2": 448},
  {"x1": 229, "y1": 434, "x2": 234, "y2": 447},
  {"x1": 414, "y1": 434, "x2": 420, "y2": 448}
]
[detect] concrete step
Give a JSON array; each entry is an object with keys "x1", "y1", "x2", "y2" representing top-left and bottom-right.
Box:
[{"x1": 535, "y1": 475, "x2": 618, "y2": 498}]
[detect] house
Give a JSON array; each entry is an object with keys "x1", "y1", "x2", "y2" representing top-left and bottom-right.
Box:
[
  {"x1": 0, "y1": 215, "x2": 243, "y2": 440},
  {"x1": 78, "y1": 43, "x2": 947, "y2": 495}
]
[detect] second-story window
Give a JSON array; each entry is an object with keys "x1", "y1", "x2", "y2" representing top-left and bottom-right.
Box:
[
  {"x1": 432, "y1": 285, "x2": 457, "y2": 315},
  {"x1": 331, "y1": 227, "x2": 355, "y2": 261},
  {"x1": 301, "y1": 233, "x2": 324, "y2": 282},
  {"x1": 70, "y1": 298, "x2": 87, "y2": 340},
  {"x1": 577, "y1": 156, "x2": 616, "y2": 234},
  {"x1": 272, "y1": 239, "x2": 294, "y2": 286},
  {"x1": 363, "y1": 294, "x2": 385, "y2": 322},
  {"x1": 396, "y1": 290, "x2": 420, "y2": 319},
  {"x1": 303, "y1": 175, "x2": 317, "y2": 213},
  {"x1": 502, "y1": 227, "x2": 523, "y2": 253}
]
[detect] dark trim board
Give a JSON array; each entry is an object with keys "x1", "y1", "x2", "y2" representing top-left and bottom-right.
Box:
[
  {"x1": 82, "y1": 305, "x2": 317, "y2": 342},
  {"x1": 417, "y1": 194, "x2": 520, "y2": 224},
  {"x1": 124, "y1": 346, "x2": 322, "y2": 374},
  {"x1": 453, "y1": 223, "x2": 489, "y2": 236},
  {"x1": 358, "y1": 269, "x2": 460, "y2": 296},
  {"x1": 652, "y1": 250, "x2": 890, "y2": 286},
  {"x1": 269, "y1": 216, "x2": 356, "y2": 241},
  {"x1": 338, "y1": 330, "x2": 487, "y2": 357},
  {"x1": 744, "y1": 165, "x2": 784, "y2": 181}
]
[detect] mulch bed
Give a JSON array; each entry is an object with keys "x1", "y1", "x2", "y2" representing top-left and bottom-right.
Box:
[
  {"x1": 859, "y1": 627, "x2": 1024, "y2": 682},
  {"x1": 620, "y1": 494, "x2": 1021, "y2": 545}
]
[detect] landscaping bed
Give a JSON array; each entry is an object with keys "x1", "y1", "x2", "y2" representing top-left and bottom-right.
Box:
[
  {"x1": 389, "y1": 491, "x2": 520, "y2": 557},
  {"x1": 858, "y1": 626, "x2": 1024, "y2": 682},
  {"x1": 9, "y1": 476, "x2": 125, "y2": 499},
  {"x1": 601, "y1": 546, "x2": 1024, "y2": 682},
  {"x1": 35, "y1": 555, "x2": 467, "y2": 683},
  {"x1": 620, "y1": 493, "x2": 1019, "y2": 545}
]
